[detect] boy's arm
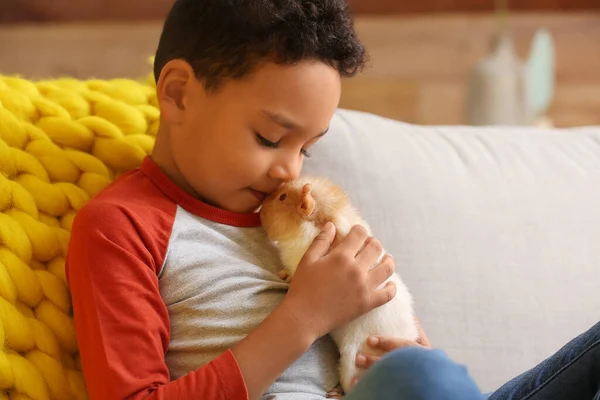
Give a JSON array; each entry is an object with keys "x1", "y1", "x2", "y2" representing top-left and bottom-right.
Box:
[
  {"x1": 67, "y1": 201, "x2": 250, "y2": 400},
  {"x1": 229, "y1": 300, "x2": 316, "y2": 399}
]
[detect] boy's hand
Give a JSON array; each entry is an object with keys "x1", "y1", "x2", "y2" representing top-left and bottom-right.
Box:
[
  {"x1": 349, "y1": 318, "x2": 432, "y2": 388},
  {"x1": 281, "y1": 223, "x2": 396, "y2": 342}
]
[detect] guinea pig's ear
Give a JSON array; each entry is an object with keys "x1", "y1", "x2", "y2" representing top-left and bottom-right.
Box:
[
  {"x1": 297, "y1": 184, "x2": 315, "y2": 217},
  {"x1": 301, "y1": 183, "x2": 312, "y2": 196}
]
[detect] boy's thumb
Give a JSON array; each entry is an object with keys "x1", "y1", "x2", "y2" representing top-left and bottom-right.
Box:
[{"x1": 304, "y1": 222, "x2": 335, "y2": 262}]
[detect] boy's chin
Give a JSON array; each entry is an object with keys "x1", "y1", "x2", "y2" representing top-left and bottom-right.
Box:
[
  {"x1": 232, "y1": 204, "x2": 262, "y2": 214},
  {"x1": 221, "y1": 196, "x2": 263, "y2": 214}
]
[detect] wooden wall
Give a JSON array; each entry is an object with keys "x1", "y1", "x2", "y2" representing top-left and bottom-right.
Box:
[
  {"x1": 347, "y1": 0, "x2": 600, "y2": 14},
  {"x1": 1, "y1": 13, "x2": 598, "y2": 127},
  {"x1": 1, "y1": 1, "x2": 598, "y2": 127},
  {"x1": 1, "y1": 0, "x2": 599, "y2": 23},
  {"x1": 338, "y1": 13, "x2": 600, "y2": 127}
]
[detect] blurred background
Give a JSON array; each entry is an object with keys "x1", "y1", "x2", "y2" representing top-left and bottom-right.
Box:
[{"x1": 0, "y1": 0, "x2": 599, "y2": 127}]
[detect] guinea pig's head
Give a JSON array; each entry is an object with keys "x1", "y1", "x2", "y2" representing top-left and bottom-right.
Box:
[{"x1": 260, "y1": 180, "x2": 316, "y2": 242}]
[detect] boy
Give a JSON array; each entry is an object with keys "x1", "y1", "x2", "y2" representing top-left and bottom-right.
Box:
[{"x1": 66, "y1": 0, "x2": 402, "y2": 398}]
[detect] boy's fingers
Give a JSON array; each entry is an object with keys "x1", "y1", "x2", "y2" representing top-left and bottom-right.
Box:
[
  {"x1": 415, "y1": 318, "x2": 433, "y2": 348},
  {"x1": 367, "y1": 335, "x2": 420, "y2": 352},
  {"x1": 355, "y1": 237, "x2": 383, "y2": 265},
  {"x1": 303, "y1": 222, "x2": 335, "y2": 263},
  {"x1": 369, "y1": 280, "x2": 396, "y2": 309},
  {"x1": 335, "y1": 225, "x2": 369, "y2": 256},
  {"x1": 368, "y1": 254, "x2": 395, "y2": 288},
  {"x1": 355, "y1": 352, "x2": 380, "y2": 369}
]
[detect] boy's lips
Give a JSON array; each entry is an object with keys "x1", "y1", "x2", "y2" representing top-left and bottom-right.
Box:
[
  {"x1": 249, "y1": 188, "x2": 268, "y2": 201},
  {"x1": 249, "y1": 184, "x2": 282, "y2": 202}
]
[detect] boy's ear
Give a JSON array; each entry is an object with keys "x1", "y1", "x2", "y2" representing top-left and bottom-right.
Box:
[
  {"x1": 156, "y1": 59, "x2": 196, "y2": 124},
  {"x1": 297, "y1": 184, "x2": 315, "y2": 217}
]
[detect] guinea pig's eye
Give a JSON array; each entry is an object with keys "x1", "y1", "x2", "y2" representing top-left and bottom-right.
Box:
[{"x1": 279, "y1": 193, "x2": 287, "y2": 201}]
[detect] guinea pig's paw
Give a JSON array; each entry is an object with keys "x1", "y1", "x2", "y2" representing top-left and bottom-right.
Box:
[
  {"x1": 277, "y1": 270, "x2": 290, "y2": 282},
  {"x1": 326, "y1": 385, "x2": 344, "y2": 399}
]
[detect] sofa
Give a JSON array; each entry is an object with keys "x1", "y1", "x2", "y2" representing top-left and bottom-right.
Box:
[
  {"x1": 304, "y1": 110, "x2": 600, "y2": 393},
  {"x1": 0, "y1": 73, "x2": 598, "y2": 398}
]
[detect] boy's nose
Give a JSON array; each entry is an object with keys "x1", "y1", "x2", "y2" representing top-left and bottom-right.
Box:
[{"x1": 269, "y1": 157, "x2": 302, "y2": 182}]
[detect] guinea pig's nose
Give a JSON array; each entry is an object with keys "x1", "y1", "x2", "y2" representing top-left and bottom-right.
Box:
[{"x1": 279, "y1": 193, "x2": 287, "y2": 201}]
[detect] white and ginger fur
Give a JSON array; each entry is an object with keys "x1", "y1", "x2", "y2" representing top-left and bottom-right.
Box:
[{"x1": 260, "y1": 176, "x2": 419, "y2": 394}]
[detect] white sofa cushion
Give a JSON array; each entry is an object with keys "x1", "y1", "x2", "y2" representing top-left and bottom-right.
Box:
[{"x1": 302, "y1": 109, "x2": 600, "y2": 393}]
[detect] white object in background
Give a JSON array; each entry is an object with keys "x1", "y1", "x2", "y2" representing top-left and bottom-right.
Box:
[
  {"x1": 465, "y1": 18, "x2": 556, "y2": 127},
  {"x1": 465, "y1": 32, "x2": 534, "y2": 126}
]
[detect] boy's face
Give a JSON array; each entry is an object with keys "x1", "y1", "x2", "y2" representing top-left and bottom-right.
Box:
[{"x1": 156, "y1": 60, "x2": 342, "y2": 214}]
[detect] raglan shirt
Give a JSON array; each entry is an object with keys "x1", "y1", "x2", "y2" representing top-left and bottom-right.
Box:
[{"x1": 65, "y1": 156, "x2": 340, "y2": 400}]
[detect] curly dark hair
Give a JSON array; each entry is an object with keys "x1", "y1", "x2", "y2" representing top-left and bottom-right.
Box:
[{"x1": 153, "y1": 0, "x2": 367, "y2": 91}]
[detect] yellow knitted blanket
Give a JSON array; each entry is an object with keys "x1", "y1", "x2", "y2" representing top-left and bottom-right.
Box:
[{"x1": 0, "y1": 73, "x2": 159, "y2": 400}]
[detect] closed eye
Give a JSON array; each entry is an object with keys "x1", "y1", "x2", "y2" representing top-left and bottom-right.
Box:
[
  {"x1": 255, "y1": 133, "x2": 279, "y2": 148},
  {"x1": 256, "y1": 132, "x2": 311, "y2": 157}
]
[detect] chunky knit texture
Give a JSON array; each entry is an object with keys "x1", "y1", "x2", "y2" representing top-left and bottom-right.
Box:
[{"x1": 0, "y1": 73, "x2": 159, "y2": 400}]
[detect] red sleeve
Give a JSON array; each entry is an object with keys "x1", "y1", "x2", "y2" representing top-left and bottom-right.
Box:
[{"x1": 65, "y1": 192, "x2": 249, "y2": 400}]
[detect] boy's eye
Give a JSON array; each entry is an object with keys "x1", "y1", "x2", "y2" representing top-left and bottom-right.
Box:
[
  {"x1": 256, "y1": 132, "x2": 311, "y2": 157},
  {"x1": 255, "y1": 133, "x2": 279, "y2": 149}
]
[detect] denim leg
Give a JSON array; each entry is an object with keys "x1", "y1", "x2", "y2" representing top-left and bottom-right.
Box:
[
  {"x1": 488, "y1": 321, "x2": 600, "y2": 400},
  {"x1": 344, "y1": 346, "x2": 485, "y2": 400}
]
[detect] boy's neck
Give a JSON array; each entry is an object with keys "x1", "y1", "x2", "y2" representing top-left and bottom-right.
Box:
[{"x1": 151, "y1": 126, "x2": 202, "y2": 201}]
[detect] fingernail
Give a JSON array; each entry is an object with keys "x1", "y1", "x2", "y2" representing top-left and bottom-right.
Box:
[
  {"x1": 356, "y1": 354, "x2": 366, "y2": 366},
  {"x1": 323, "y1": 222, "x2": 333, "y2": 232},
  {"x1": 351, "y1": 377, "x2": 358, "y2": 388},
  {"x1": 368, "y1": 336, "x2": 379, "y2": 346}
]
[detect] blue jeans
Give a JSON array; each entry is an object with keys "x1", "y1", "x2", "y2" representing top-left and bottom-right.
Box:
[{"x1": 345, "y1": 321, "x2": 600, "y2": 400}]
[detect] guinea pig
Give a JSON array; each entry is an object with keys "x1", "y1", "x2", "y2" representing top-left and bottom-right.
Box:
[
  {"x1": 260, "y1": 176, "x2": 367, "y2": 281},
  {"x1": 260, "y1": 176, "x2": 419, "y2": 394}
]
